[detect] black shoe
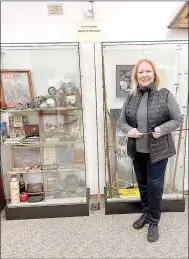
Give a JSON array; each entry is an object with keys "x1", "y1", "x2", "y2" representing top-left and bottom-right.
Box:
[
  {"x1": 147, "y1": 224, "x2": 159, "y2": 242},
  {"x1": 133, "y1": 213, "x2": 149, "y2": 229}
]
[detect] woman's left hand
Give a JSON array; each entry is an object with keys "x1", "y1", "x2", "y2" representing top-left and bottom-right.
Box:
[{"x1": 152, "y1": 127, "x2": 162, "y2": 138}]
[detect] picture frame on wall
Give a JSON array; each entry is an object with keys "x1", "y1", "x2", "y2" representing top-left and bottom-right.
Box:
[
  {"x1": 116, "y1": 65, "x2": 134, "y2": 97},
  {"x1": 0, "y1": 69, "x2": 34, "y2": 108}
]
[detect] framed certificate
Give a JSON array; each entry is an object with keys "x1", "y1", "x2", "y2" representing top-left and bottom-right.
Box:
[{"x1": 42, "y1": 147, "x2": 57, "y2": 165}]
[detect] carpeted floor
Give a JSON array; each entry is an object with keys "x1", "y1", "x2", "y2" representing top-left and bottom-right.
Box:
[{"x1": 1, "y1": 199, "x2": 188, "y2": 259}]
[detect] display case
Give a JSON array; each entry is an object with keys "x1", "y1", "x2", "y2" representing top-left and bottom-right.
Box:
[
  {"x1": 0, "y1": 42, "x2": 90, "y2": 220},
  {"x1": 101, "y1": 41, "x2": 188, "y2": 215}
]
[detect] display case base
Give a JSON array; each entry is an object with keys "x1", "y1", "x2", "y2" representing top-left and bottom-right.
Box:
[
  {"x1": 104, "y1": 188, "x2": 185, "y2": 215},
  {"x1": 5, "y1": 188, "x2": 90, "y2": 220}
]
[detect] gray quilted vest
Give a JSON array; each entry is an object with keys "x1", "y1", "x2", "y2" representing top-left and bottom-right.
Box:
[{"x1": 126, "y1": 86, "x2": 176, "y2": 164}]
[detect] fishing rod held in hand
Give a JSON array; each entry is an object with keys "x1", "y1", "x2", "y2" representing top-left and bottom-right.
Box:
[
  {"x1": 140, "y1": 128, "x2": 189, "y2": 136},
  {"x1": 115, "y1": 128, "x2": 189, "y2": 138}
]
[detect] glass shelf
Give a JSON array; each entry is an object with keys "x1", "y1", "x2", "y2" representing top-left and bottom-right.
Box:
[
  {"x1": 2, "y1": 140, "x2": 84, "y2": 147},
  {"x1": 6, "y1": 168, "x2": 85, "y2": 175},
  {"x1": 0, "y1": 106, "x2": 82, "y2": 113},
  {"x1": 6, "y1": 170, "x2": 43, "y2": 175}
]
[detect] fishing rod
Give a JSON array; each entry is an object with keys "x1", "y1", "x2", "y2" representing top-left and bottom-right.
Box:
[
  {"x1": 171, "y1": 125, "x2": 183, "y2": 191},
  {"x1": 140, "y1": 128, "x2": 189, "y2": 136},
  {"x1": 102, "y1": 47, "x2": 112, "y2": 198},
  {"x1": 115, "y1": 128, "x2": 189, "y2": 138},
  {"x1": 111, "y1": 117, "x2": 119, "y2": 194}
]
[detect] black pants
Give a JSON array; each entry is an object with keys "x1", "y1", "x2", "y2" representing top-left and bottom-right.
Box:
[{"x1": 133, "y1": 152, "x2": 168, "y2": 224}]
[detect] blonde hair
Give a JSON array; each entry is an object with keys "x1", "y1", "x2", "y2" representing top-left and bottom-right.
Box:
[{"x1": 130, "y1": 58, "x2": 162, "y2": 96}]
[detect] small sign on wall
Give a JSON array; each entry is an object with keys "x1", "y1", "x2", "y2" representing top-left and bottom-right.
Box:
[
  {"x1": 75, "y1": 20, "x2": 103, "y2": 42},
  {"x1": 47, "y1": 4, "x2": 63, "y2": 15}
]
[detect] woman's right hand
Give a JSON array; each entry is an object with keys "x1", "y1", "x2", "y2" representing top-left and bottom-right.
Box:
[{"x1": 127, "y1": 128, "x2": 142, "y2": 138}]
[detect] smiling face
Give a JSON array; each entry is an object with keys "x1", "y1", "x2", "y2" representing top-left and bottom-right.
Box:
[{"x1": 137, "y1": 61, "x2": 155, "y2": 87}]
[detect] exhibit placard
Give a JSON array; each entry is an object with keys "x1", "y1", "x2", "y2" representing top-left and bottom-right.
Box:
[
  {"x1": 75, "y1": 20, "x2": 103, "y2": 42},
  {"x1": 47, "y1": 4, "x2": 63, "y2": 15}
]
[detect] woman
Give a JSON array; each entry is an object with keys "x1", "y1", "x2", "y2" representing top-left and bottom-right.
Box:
[{"x1": 118, "y1": 59, "x2": 183, "y2": 243}]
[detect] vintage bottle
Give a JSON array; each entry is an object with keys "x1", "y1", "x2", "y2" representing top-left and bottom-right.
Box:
[
  {"x1": 10, "y1": 174, "x2": 20, "y2": 204},
  {"x1": 19, "y1": 173, "x2": 26, "y2": 193}
]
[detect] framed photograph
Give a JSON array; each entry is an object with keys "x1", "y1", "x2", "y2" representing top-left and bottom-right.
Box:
[
  {"x1": 14, "y1": 127, "x2": 26, "y2": 137},
  {"x1": 0, "y1": 69, "x2": 34, "y2": 108},
  {"x1": 9, "y1": 116, "x2": 28, "y2": 129},
  {"x1": 12, "y1": 116, "x2": 23, "y2": 128},
  {"x1": 40, "y1": 113, "x2": 65, "y2": 133},
  {"x1": 116, "y1": 65, "x2": 134, "y2": 97},
  {"x1": 11, "y1": 146, "x2": 41, "y2": 168},
  {"x1": 39, "y1": 111, "x2": 81, "y2": 138},
  {"x1": 66, "y1": 92, "x2": 80, "y2": 105}
]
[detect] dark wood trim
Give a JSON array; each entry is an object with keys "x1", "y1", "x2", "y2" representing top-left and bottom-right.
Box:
[{"x1": 168, "y1": 2, "x2": 188, "y2": 29}]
